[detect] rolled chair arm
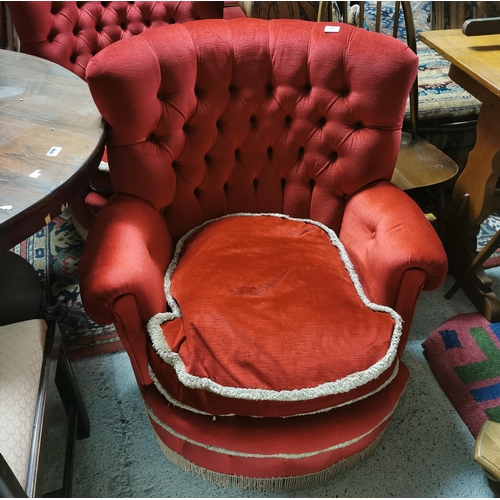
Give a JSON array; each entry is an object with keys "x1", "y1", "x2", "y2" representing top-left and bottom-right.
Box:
[
  {"x1": 340, "y1": 181, "x2": 448, "y2": 311},
  {"x1": 79, "y1": 194, "x2": 173, "y2": 386}
]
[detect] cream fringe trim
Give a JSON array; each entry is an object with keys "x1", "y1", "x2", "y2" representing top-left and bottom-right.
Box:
[
  {"x1": 144, "y1": 400, "x2": 397, "y2": 459},
  {"x1": 147, "y1": 358, "x2": 401, "y2": 418},
  {"x1": 154, "y1": 431, "x2": 385, "y2": 491},
  {"x1": 148, "y1": 212, "x2": 403, "y2": 403}
]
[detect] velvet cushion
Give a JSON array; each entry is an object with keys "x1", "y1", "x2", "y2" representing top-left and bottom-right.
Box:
[{"x1": 147, "y1": 214, "x2": 403, "y2": 418}]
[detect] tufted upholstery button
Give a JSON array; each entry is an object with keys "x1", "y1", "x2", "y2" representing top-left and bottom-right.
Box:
[
  {"x1": 330, "y1": 151, "x2": 338, "y2": 162},
  {"x1": 253, "y1": 179, "x2": 258, "y2": 188},
  {"x1": 341, "y1": 86, "x2": 350, "y2": 96},
  {"x1": 285, "y1": 115, "x2": 292, "y2": 125},
  {"x1": 172, "y1": 160, "x2": 180, "y2": 170},
  {"x1": 148, "y1": 133, "x2": 159, "y2": 143},
  {"x1": 216, "y1": 119, "x2": 222, "y2": 130},
  {"x1": 50, "y1": 6, "x2": 59, "y2": 15},
  {"x1": 47, "y1": 30, "x2": 56, "y2": 42},
  {"x1": 120, "y1": 22, "x2": 127, "y2": 30},
  {"x1": 223, "y1": 183, "x2": 228, "y2": 192},
  {"x1": 193, "y1": 187, "x2": 199, "y2": 197},
  {"x1": 100, "y1": 1, "x2": 109, "y2": 6},
  {"x1": 76, "y1": 1, "x2": 85, "y2": 8},
  {"x1": 204, "y1": 154, "x2": 211, "y2": 165},
  {"x1": 73, "y1": 26, "x2": 80, "y2": 36},
  {"x1": 168, "y1": 19, "x2": 176, "y2": 24},
  {"x1": 318, "y1": 117, "x2": 327, "y2": 128},
  {"x1": 267, "y1": 147, "x2": 273, "y2": 159},
  {"x1": 355, "y1": 121, "x2": 363, "y2": 130},
  {"x1": 298, "y1": 146, "x2": 305, "y2": 158},
  {"x1": 370, "y1": 232, "x2": 376, "y2": 239},
  {"x1": 304, "y1": 82, "x2": 312, "y2": 93},
  {"x1": 265, "y1": 83, "x2": 273, "y2": 94},
  {"x1": 70, "y1": 53, "x2": 77, "y2": 63},
  {"x1": 310, "y1": 179, "x2": 316, "y2": 189},
  {"x1": 95, "y1": 24, "x2": 102, "y2": 32},
  {"x1": 281, "y1": 178, "x2": 286, "y2": 188},
  {"x1": 144, "y1": 20, "x2": 151, "y2": 27},
  {"x1": 228, "y1": 84, "x2": 236, "y2": 93},
  {"x1": 182, "y1": 123, "x2": 190, "y2": 133},
  {"x1": 249, "y1": 116, "x2": 257, "y2": 125},
  {"x1": 234, "y1": 149, "x2": 240, "y2": 159}
]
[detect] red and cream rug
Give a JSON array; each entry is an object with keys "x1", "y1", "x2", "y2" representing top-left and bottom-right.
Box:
[{"x1": 11, "y1": 210, "x2": 122, "y2": 360}]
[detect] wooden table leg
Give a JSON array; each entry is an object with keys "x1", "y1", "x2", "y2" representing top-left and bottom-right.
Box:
[{"x1": 446, "y1": 104, "x2": 500, "y2": 322}]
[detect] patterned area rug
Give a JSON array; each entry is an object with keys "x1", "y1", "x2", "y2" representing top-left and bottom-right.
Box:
[
  {"x1": 423, "y1": 214, "x2": 500, "y2": 437},
  {"x1": 422, "y1": 215, "x2": 500, "y2": 438},
  {"x1": 423, "y1": 312, "x2": 500, "y2": 437},
  {"x1": 11, "y1": 210, "x2": 122, "y2": 360},
  {"x1": 480, "y1": 213, "x2": 500, "y2": 268}
]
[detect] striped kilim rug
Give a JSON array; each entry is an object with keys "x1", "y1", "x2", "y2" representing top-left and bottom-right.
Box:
[{"x1": 423, "y1": 312, "x2": 500, "y2": 437}]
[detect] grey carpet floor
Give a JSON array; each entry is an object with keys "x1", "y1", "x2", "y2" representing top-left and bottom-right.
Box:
[{"x1": 44, "y1": 272, "x2": 500, "y2": 497}]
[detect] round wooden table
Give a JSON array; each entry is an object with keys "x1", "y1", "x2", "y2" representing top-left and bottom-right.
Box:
[{"x1": 0, "y1": 49, "x2": 105, "y2": 325}]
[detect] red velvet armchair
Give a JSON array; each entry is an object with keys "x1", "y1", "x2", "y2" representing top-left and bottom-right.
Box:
[
  {"x1": 6, "y1": 1, "x2": 224, "y2": 233},
  {"x1": 80, "y1": 18, "x2": 448, "y2": 489}
]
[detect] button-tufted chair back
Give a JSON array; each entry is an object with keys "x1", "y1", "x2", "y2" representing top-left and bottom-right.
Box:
[
  {"x1": 86, "y1": 18, "x2": 417, "y2": 242},
  {"x1": 7, "y1": 1, "x2": 224, "y2": 79}
]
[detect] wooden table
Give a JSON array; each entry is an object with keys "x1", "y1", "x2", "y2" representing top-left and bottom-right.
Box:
[
  {"x1": 0, "y1": 49, "x2": 105, "y2": 325},
  {"x1": 419, "y1": 29, "x2": 500, "y2": 322}
]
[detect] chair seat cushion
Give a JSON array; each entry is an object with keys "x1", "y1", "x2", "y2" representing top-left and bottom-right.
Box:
[
  {"x1": 147, "y1": 213, "x2": 403, "y2": 418},
  {"x1": 0, "y1": 319, "x2": 46, "y2": 488}
]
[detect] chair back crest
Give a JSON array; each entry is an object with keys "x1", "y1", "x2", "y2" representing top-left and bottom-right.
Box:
[{"x1": 86, "y1": 18, "x2": 417, "y2": 240}]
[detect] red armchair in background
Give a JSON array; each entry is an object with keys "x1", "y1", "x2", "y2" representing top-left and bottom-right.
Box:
[
  {"x1": 6, "y1": 1, "x2": 224, "y2": 235},
  {"x1": 79, "y1": 18, "x2": 448, "y2": 489}
]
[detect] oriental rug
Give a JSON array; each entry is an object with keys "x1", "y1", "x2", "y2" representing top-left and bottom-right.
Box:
[
  {"x1": 423, "y1": 312, "x2": 500, "y2": 437},
  {"x1": 480, "y1": 212, "x2": 500, "y2": 269},
  {"x1": 11, "y1": 209, "x2": 122, "y2": 360}
]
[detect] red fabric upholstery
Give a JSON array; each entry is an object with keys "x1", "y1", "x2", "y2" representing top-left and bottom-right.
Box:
[
  {"x1": 87, "y1": 19, "x2": 415, "y2": 240},
  {"x1": 6, "y1": 1, "x2": 224, "y2": 230},
  {"x1": 144, "y1": 363, "x2": 409, "y2": 481},
  {"x1": 79, "y1": 19, "x2": 448, "y2": 487},
  {"x1": 7, "y1": 1, "x2": 224, "y2": 79},
  {"x1": 147, "y1": 214, "x2": 402, "y2": 418}
]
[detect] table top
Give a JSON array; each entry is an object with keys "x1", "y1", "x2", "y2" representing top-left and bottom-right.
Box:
[
  {"x1": 0, "y1": 49, "x2": 105, "y2": 249},
  {"x1": 419, "y1": 29, "x2": 500, "y2": 101}
]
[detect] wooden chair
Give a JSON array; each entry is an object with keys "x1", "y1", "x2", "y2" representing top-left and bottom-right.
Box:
[
  {"x1": 319, "y1": 1, "x2": 459, "y2": 238},
  {"x1": 0, "y1": 319, "x2": 89, "y2": 497},
  {"x1": 475, "y1": 420, "x2": 500, "y2": 483}
]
